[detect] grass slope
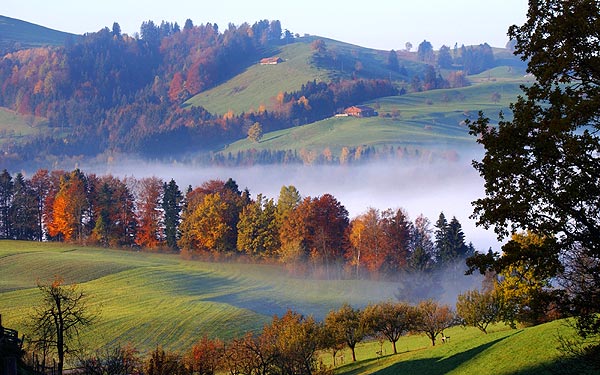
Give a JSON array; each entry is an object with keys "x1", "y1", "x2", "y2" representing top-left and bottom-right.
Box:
[
  {"x1": 0, "y1": 107, "x2": 52, "y2": 146},
  {"x1": 185, "y1": 40, "x2": 329, "y2": 115},
  {"x1": 0, "y1": 240, "x2": 398, "y2": 352},
  {"x1": 221, "y1": 75, "x2": 526, "y2": 157},
  {"x1": 334, "y1": 320, "x2": 578, "y2": 375},
  {"x1": 0, "y1": 241, "x2": 583, "y2": 374},
  {"x1": 184, "y1": 37, "x2": 421, "y2": 116},
  {"x1": 0, "y1": 15, "x2": 79, "y2": 51}
]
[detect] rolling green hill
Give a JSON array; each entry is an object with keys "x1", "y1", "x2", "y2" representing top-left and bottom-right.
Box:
[
  {"x1": 336, "y1": 319, "x2": 583, "y2": 375},
  {"x1": 0, "y1": 241, "x2": 399, "y2": 352},
  {"x1": 184, "y1": 37, "x2": 423, "y2": 115},
  {"x1": 219, "y1": 72, "x2": 528, "y2": 159},
  {"x1": 0, "y1": 107, "x2": 52, "y2": 146},
  {"x1": 0, "y1": 241, "x2": 586, "y2": 374},
  {"x1": 0, "y1": 15, "x2": 79, "y2": 52}
]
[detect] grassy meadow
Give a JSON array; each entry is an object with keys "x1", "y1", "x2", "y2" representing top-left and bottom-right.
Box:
[
  {"x1": 220, "y1": 76, "x2": 526, "y2": 157},
  {"x1": 184, "y1": 37, "x2": 422, "y2": 116},
  {"x1": 0, "y1": 240, "x2": 399, "y2": 352},
  {"x1": 184, "y1": 40, "x2": 330, "y2": 115},
  {"x1": 0, "y1": 107, "x2": 52, "y2": 145},
  {"x1": 334, "y1": 320, "x2": 579, "y2": 375},
  {"x1": 0, "y1": 241, "x2": 586, "y2": 374}
]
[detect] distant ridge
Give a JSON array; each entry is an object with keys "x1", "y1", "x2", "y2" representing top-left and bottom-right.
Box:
[{"x1": 0, "y1": 15, "x2": 80, "y2": 52}]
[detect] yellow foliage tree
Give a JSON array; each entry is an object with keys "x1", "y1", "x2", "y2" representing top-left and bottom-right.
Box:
[{"x1": 178, "y1": 193, "x2": 229, "y2": 252}]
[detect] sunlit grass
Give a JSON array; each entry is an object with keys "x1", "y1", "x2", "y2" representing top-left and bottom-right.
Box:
[{"x1": 0, "y1": 240, "x2": 398, "y2": 353}]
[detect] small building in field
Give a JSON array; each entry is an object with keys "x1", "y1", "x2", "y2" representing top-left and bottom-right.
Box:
[
  {"x1": 260, "y1": 57, "x2": 283, "y2": 65},
  {"x1": 344, "y1": 105, "x2": 376, "y2": 118}
]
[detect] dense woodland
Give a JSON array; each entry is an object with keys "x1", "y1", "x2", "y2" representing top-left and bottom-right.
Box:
[
  {"x1": 0, "y1": 19, "x2": 498, "y2": 168},
  {"x1": 0, "y1": 168, "x2": 475, "y2": 284}
]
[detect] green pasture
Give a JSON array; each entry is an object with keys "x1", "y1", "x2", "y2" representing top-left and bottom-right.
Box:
[
  {"x1": 0, "y1": 240, "x2": 398, "y2": 352},
  {"x1": 184, "y1": 37, "x2": 421, "y2": 116},
  {"x1": 220, "y1": 79, "x2": 525, "y2": 157},
  {"x1": 0, "y1": 241, "x2": 586, "y2": 373},
  {"x1": 0, "y1": 107, "x2": 52, "y2": 145},
  {"x1": 0, "y1": 15, "x2": 79, "y2": 50},
  {"x1": 334, "y1": 319, "x2": 578, "y2": 375},
  {"x1": 185, "y1": 40, "x2": 330, "y2": 115}
]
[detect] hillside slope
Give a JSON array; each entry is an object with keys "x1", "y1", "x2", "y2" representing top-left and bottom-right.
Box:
[
  {"x1": 0, "y1": 241, "x2": 400, "y2": 352},
  {"x1": 219, "y1": 72, "x2": 529, "y2": 161},
  {"x1": 185, "y1": 37, "x2": 422, "y2": 115},
  {"x1": 0, "y1": 15, "x2": 79, "y2": 52}
]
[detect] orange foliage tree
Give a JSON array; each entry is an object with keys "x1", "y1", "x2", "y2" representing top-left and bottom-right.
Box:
[{"x1": 135, "y1": 177, "x2": 164, "y2": 249}]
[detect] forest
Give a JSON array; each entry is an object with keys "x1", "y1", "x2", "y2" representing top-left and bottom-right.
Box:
[
  {"x1": 0, "y1": 18, "x2": 498, "y2": 168},
  {"x1": 0, "y1": 167, "x2": 476, "y2": 284}
]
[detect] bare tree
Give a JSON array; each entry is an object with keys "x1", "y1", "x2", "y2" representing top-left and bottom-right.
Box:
[{"x1": 28, "y1": 276, "x2": 98, "y2": 375}]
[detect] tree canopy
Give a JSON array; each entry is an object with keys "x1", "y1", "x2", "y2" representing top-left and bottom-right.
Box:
[{"x1": 468, "y1": 0, "x2": 600, "y2": 337}]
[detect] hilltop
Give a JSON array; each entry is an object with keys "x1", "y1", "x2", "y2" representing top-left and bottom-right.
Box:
[
  {"x1": 0, "y1": 16, "x2": 526, "y2": 170},
  {"x1": 0, "y1": 15, "x2": 79, "y2": 53}
]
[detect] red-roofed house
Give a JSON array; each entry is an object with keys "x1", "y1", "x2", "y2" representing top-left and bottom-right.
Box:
[
  {"x1": 260, "y1": 57, "x2": 283, "y2": 65},
  {"x1": 344, "y1": 105, "x2": 376, "y2": 117}
]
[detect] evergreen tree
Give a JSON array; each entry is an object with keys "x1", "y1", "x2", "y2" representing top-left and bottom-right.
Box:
[
  {"x1": 448, "y1": 216, "x2": 468, "y2": 259},
  {"x1": 437, "y1": 45, "x2": 453, "y2": 68},
  {"x1": 434, "y1": 212, "x2": 451, "y2": 265},
  {"x1": 162, "y1": 179, "x2": 183, "y2": 250},
  {"x1": 0, "y1": 169, "x2": 13, "y2": 239},
  {"x1": 10, "y1": 173, "x2": 38, "y2": 240},
  {"x1": 387, "y1": 50, "x2": 399, "y2": 72}
]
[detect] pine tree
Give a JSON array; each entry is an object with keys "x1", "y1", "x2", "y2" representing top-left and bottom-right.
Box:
[
  {"x1": 0, "y1": 169, "x2": 13, "y2": 238},
  {"x1": 162, "y1": 179, "x2": 183, "y2": 250}
]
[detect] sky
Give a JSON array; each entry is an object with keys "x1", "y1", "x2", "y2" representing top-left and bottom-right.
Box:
[{"x1": 3, "y1": 0, "x2": 528, "y2": 50}]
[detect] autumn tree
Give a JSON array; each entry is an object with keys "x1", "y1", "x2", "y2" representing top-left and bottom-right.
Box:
[
  {"x1": 308, "y1": 194, "x2": 349, "y2": 277},
  {"x1": 237, "y1": 194, "x2": 279, "y2": 259},
  {"x1": 347, "y1": 208, "x2": 387, "y2": 276},
  {"x1": 47, "y1": 170, "x2": 88, "y2": 242},
  {"x1": 494, "y1": 232, "x2": 562, "y2": 326},
  {"x1": 28, "y1": 276, "x2": 98, "y2": 375},
  {"x1": 325, "y1": 304, "x2": 365, "y2": 362},
  {"x1": 262, "y1": 310, "x2": 322, "y2": 375},
  {"x1": 178, "y1": 193, "x2": 229, "y2": 253},
  {"x1": 414, "y1": 299, "x2": 455, "y2": 346},
  {"x1": 77, "y1": 344, "x2": 141, "y2": 375},
  {"x1": 247, "y1": 122, "x2": 263, "y2": 142},
  {"x1": 362, "y1": 301, "x2": 416, "y2": 354},
  {"x1": 380, "y1": 208, "x2": 413, "y2": 275},
  {"x1": 135, "y1": 177, "x2": 164, "y2": 249},
  {"x1": 456, "y1": 288, "x2": 505, "y2": 334},
  {"x1": 183, "y1": 336, "x2": 224, "y2": 375},
  {"x1": 145, "y1": 346, "x2": 186, "y2": 375}
]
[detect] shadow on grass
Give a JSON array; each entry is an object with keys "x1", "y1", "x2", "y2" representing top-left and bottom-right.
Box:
[{"x1": 339, "y1": 335, "x2": 516, "y2": 375}]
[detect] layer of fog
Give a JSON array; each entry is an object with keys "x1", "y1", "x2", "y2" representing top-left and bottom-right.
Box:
[{"x1": 91, "y1": 154, "x2": 500, "y2": 252}]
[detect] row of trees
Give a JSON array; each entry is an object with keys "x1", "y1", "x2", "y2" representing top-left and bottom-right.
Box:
[
  {"x1": 26, "y1": 276, "x2": 462, "y2": 375},
  {"x1": 0, "y1": 168, "x2": 475, "y2": 280},
  {"x1": 416, "y1": 40, "x2": 496, "y2": 74}
]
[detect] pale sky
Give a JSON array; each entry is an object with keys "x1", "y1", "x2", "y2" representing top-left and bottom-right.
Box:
[{"x1": 3, "y1": 0, "x2": 528, "y2": 50}]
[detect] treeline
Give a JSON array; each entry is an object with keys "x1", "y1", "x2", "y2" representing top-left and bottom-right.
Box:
[
  {"x1": 0, "y1": 19, "x2": 399, "y2": 167},
  {"x1": 212, "y1": 145, "x2": 458, "y2": 167},
  {"x1": 0, "y1": 168, "x2": 475, "y2": 281},
  {"x1": 25, "y1": 299, "x2": 457, "y2": 375}
]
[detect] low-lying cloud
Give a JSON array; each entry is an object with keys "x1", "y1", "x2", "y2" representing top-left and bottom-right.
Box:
[{"x1": 91, "y1": 154, "x2": 499, "y2": 252}]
